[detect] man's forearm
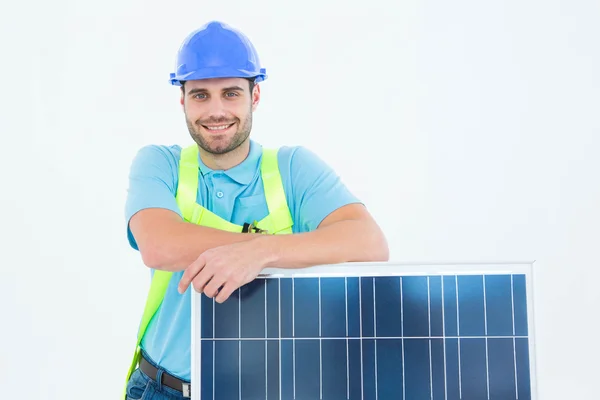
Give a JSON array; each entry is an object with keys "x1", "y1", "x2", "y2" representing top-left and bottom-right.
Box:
[
  {"x1": 141, "y1": 221, "x2": 258, "y2": 271},
  {"x1": 259, "y1": 218, "x2": 389, "y2": 269},
  {"x1": 135, "y1": 205, "x2": 388, "y2": 273}
]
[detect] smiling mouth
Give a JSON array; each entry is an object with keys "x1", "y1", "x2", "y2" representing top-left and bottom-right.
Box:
[{"x1": 201, "y1": 123, "x2": 235, "y2": 132}]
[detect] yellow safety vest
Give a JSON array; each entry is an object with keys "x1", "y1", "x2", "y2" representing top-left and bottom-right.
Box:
[{"x1": 124, "y1": 144, "x2": 293, "y2": 398}]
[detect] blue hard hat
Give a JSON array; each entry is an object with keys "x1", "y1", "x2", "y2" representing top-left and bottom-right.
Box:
[{"x1": 169, "y1": 21, "x2": 267, "y2": 86}]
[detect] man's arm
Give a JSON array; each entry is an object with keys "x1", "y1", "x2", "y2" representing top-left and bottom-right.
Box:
[
  {"x1": 125, "y1": 145, "x2": 260, "y2": 271},
  {"x1": 130, "y1": 208, "x2": 259, "y2": 271},
  {"x1": 254, "y1": 146, "x2": 389, "y2": 267},
  {"x1": 131, "y1": 202, "x2": 387, "y2": 272},
  {"x1": 258, "y1": 202, "x2": 389, "y2": 269},
  {"x1": 177, "y1": 202, "x2": 388, "y2": 300}
]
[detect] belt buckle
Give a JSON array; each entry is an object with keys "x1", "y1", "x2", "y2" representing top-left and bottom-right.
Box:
[{"x1": 182, "y1": 383, "x2": 191, "y2": 398}]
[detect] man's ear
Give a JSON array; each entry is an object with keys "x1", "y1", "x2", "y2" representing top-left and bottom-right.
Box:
[{"x1": 252, "y1": 84, "x2": 261, "y2": 111}]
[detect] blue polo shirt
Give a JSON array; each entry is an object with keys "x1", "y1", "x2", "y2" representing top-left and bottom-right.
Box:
[{"x1": 124, "y1": 139, "x2": 361, "y2": 381}]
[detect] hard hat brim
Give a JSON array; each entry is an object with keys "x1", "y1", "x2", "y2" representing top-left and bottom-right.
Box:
[{"x1": 169, "y1": 67, "x2": 267, "y2": 86}]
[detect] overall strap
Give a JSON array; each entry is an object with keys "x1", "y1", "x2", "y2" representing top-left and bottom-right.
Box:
[
  {"x1": 124, "y1": 269, "x2": 172, "y2": 392},
  {"x1": 258, "y1": 148, "x2": 293, "y2": 234},
  {"x1": 176, "y1": 145, "x2": 202, "y2": 222}
]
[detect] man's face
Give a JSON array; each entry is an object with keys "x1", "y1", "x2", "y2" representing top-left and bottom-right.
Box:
[{"x1": 181, "y1": 77, "x2": 260, "y2": 155}]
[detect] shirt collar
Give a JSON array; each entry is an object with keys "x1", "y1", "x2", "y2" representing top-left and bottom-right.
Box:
[{"x1": 197, "y1": 139, "x2": 262, "y2": 185}]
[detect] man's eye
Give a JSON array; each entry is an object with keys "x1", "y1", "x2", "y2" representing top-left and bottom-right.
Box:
[
  {"x1": 194, "y1": 94, "x2": 206, "y2": 99},
  {"x1": 225, "y1": 92, "x2": 238, "y2": 97}
]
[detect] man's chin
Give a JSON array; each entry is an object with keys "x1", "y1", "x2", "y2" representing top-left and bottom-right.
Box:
[
  {"x1": 191, "y1": 130, "x2": 248, "y2": 155},
  {"x1": 203, "y1": 140, "x2": 235, "y2": 155}
]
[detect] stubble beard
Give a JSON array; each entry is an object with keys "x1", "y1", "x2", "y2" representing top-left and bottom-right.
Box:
[{"x1": 186, "y1": 111, "x2": 252, "y2": 155}]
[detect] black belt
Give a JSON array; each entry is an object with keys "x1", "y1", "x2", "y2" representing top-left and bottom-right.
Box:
[{"x1": 139, "y1": 353, "x2": 191, "y2": 398}]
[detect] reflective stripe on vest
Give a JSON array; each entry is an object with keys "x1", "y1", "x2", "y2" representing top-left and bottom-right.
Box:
[{"x1": 124, "y1": 144, "x2": 293, "y2": 398}]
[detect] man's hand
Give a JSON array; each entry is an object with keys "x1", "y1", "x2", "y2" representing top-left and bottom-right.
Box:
[
  {"x1": 176, "y1": 204, "x2": 388, "y2": 303},
  {"x1": 177, "y1": 237, "x2": 275, "y2": 303}
]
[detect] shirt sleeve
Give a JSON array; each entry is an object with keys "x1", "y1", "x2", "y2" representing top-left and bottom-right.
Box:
[
  {"x1": 124, "y1": 145, "x2": 182, "y2": 250},
  {"x1": 285, "y1": 146, "x2": 362, "y2": 232}
]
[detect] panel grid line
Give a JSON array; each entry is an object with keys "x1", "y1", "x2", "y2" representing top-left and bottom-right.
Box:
[
  {"x1": 345, "y1": 277, "x2": 349, "y2": 400},
  {"x1": 483, "y1": 275, "x2": 490, "y2": 400},
  {"x1": 428, "y1": 276, "x2": 433, "y2": 400},
  {"x1": 265, "y1": 279, "x2": 268, "y2": 399},
  {"x1": 373, "y1": 278, "x2": 378, "y2": 400},
  {"x1": 239, "y1": 289, "x2": 241, "y2": 400},
  {"x1": 319, "y1": 277, "x2": 323, "y2": 400},
  {"x1": 213, "y1": 297, "x2": 215, "y2": 400},
  {"x1": 400, "y1": 277, "x2": 405, "y2": 400},
  {"x1": 292, "y1": 278, "x2": 296, "y2": 400},
  {"x1": 278, "y1": 278, "x2": 282, "y2": 400},
  {"x1": 204, "y1": 335, "x2": 528, "y2": 341},
  {"x1": 441, "y1": 276, "x2": 448, "y2": 400},
  {"x1": 456, "y1": 276, "x2": 462, "y2": 399},
  {"x1": 511, "y1": 274, "x2": 519, "y2": 400},
  {"x1": 359, "y1": 277, "x2": 364, "y2": 400}
]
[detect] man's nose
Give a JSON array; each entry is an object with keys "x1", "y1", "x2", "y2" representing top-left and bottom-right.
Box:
[{"x1": 205, "y1": 97, "x2": 228, "y2": 121}]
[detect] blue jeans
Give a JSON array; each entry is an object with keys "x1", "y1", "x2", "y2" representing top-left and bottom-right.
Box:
[{"x1": 125, "y1": 357, "x2": 189, "y2": 400}]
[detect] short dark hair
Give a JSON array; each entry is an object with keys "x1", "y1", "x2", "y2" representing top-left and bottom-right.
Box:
[{"x1": 180, "y1": 78, "x2": 255, "y2": 94}]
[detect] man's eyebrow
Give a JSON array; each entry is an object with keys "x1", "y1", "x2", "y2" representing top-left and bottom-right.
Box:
[
  {"x1": 222, "y1": 86, "x2": 245, "y2": 92},
  {"x1": 187, "y1": 88, "x2": 208, "y2": 96},
  {"x1": 187, "y1": 86, "x2": 245, "y2": 96}
]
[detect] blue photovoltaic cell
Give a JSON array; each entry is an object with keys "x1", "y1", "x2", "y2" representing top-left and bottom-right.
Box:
[
  {"x1": 321, "y1": 278, "x2": 346, "y2": 337},
  {"x1": 460, "y1": 338, "x2": 488, "y2": 398},
  {"x1": 376, "y1": 339, "x2": 403, "y2": 398},
  {"x1": 429, "y1": 276, "x2": 444, "y2": 337},
  {"x1": 444, "y1": 338, "x2": 460, "y2": 399},
  {"x1": 488, "y1": 338, "x2": 517, "y2": 398},
  {"x1": 431, "y1": 339, "x2": 445, "y2": 399},
  {"x1": 266, "y1": 341, "x2": 279, "y2": 399},
  {"x1": 322, "y1": 339, "x2": 347, "y2": 398},
  {"x1": 361, "y1": 339, "x2": 376, "y2": 398},
  {"x1": 347, "y1": 339, "x2": 361, "y2": 398},
  {"x1": 280, "y1": 340, "x2": 293, "y2": 397},
  {"x1": 360, "y1": 278, "x2": 374, "y2": 338},
  {"x1": 374, "y1": 277, "x2": 401, "y2": 337},
  {"x1": 294, "y1": 278, "x2": 320, "y2": 338},
  {"x1": 295, "y1": 340, "x2": 320, "y2": 399},
  {"x1": 458, "y1": 275, "x2": 485, "y2": 336},
  {"x1": 346, "y1": 278, "x2": 360, "y2": 338},
  {"x1": 266, "y1": 279, "x2": 279, "y2": 339},
  {"x1": 516, "y1": 338, "x2": 532, "y2": 398},
  {"x1": 513, "y1": 275, "x2": 529, "y2": 336},
  {"x1": 442, "y1": 276, "x2": 458, "y2": 336},
  {"x1": 240, "y1": 280, "x2": 264, "y2": 338},
  {"x1": 402, "y1": 276, "x2": 429, "y2": 337},
  {"x1": 197, "y1": 273, "x2": 533, "y2": 400},
  {"x1": 404, "y1": 338, "x2": 432, "y2": 398},
  {"x1": 485, "y1": 275, "x2": 514, "y2": 336}
]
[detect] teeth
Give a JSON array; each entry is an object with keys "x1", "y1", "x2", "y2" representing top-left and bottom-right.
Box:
[{"x1": 206, "y1": 124, "x2": 231, "y2": 130}]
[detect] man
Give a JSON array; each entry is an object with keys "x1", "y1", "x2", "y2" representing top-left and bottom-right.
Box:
[{"x1": 123, "y1": 20, "x2": 388, "y2": 400}]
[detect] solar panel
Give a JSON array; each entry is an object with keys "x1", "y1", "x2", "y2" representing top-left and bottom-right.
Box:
[{"x1": 191, "y1": 263, "x2": 537, "y2": 400}]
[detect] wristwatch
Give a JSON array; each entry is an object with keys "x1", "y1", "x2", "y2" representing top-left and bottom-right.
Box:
[{"x1": 242, "y1": 220, "x2": 268, "y2": 234}]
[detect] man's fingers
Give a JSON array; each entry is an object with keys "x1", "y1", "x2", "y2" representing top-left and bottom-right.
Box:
[
  {"x1": 178, "y1": 255, "x2": 206, "y2": 294},
  {"x1": 202, "y1": 274, "x2": 227, "y2": 298},
  {"x1": 215, "y1": 282, "x2": 238, "y2": 304},
  {"x1": 190, "y1": 266, "x2": 216, "y2": 294}
]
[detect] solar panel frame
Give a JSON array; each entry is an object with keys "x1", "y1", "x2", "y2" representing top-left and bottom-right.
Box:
[{"x1": 191, "y1": 262, "x2": 538, "y2": 400}]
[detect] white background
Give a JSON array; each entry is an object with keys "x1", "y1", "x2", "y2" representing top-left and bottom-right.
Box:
[{"x1": 1, "y1": 0, "x2": 598, "y2": 399}]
